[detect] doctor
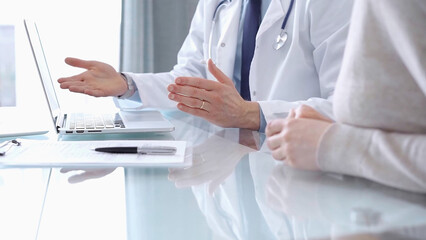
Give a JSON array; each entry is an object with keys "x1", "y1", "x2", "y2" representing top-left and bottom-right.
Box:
[{"x1": 58, "y1": 0, "x2": 354, "y2": 131}]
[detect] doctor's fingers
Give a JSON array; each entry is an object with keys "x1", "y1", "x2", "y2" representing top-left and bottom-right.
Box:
[
  {"x1": 58, "y1": 71, "x2": 88, "y2": 85},
  {"x1": 59, "y1": 79, "x2": 89, "y2": 90},
  {"x1": 177, "y1": 102, "x2": 211, "y2": 120},
  {"x1": 58, "y1": 77, "x2": 106, "y2": 97},
  {"x1": 175, "y1": 77, "x2": 219, "y2": 91},
  {"x1": 68, "y1": 86, "x2": 105, "y2": 97},
  {"x1": 168, "y1": 84, "x2": 213, "y2": 101},
  {"x1": 169, "y1": 94, "x2": 211, "y2": 111},
  {"x1": 207, "y1": 59, "x2": 233, "y2": 86},
  {"x1": 65, "y1": 57, "x2": 99, "y2": 70}
]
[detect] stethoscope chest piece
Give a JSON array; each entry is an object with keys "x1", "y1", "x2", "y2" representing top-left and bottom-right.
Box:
[
  {"x1": 274, "y1": 31, "x2": 288, "y2": 50},
  {"x1": 273, "y1": 0, "x2": 295, "y2": 50}
]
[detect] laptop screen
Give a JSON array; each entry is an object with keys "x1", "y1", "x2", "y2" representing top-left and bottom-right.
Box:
[{"x1": 24, "y1": 20, "x2": 61, "y2": 125}]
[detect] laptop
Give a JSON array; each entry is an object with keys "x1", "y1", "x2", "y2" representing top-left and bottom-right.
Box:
[{"x1": 24, "y1": 19, "x2": 175, "y2": 135}]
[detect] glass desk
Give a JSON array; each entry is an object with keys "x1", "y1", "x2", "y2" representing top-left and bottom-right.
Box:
[
  {"x1": 0, "y1": 166, "x2": 51, "y2": 239},
  {"x1": 2, "y1": 110, "x2": 426, "y2": 240}
]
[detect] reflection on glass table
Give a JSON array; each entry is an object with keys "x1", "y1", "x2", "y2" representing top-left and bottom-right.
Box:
[
  {"x1": 59, "y1": 168, "x2": 117, "y2": 184},
  {"x1": 168, "y1": 129, "x2": 258, "y2": 196},
  {"x1": 36, "y1": 168, "x2": 128, "y2": 240},
  {"x1": 0, "y1": 168, "x2": 51, "y2": 240},
  {"x1": 265, "y1": 164, "x2": 426, "y2": 240},
  {"x1": 16, "y1": 110, "x2": 426, "y2": 240},
  {"x1": 123, "y1": 116, "x2": 264, "y2": 240},
  {"x1": 53, "y1": 113, "x2": 266, "y2": 240}
]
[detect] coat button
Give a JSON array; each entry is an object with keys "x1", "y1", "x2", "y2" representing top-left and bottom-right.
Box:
[
  {"x1": 252, "y1": 91, "x2": 256, "y2": 96},
  {"x1": 221, "y1": 42, "x2": 226, "y2": 47}
]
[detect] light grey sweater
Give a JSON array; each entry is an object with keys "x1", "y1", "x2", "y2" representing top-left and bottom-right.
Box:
[{"x1": 317, "y1": 0, "x2": 426, "y2": 193}]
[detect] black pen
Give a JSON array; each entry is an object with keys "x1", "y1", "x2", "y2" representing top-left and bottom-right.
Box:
[{"x1": 94, "y1": 146, "x2": 177, "y2": 155}]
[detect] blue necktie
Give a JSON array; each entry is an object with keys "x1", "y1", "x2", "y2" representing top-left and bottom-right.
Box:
[{"x1": 240, "y1": 0, "x2": 261, "y2": 101}]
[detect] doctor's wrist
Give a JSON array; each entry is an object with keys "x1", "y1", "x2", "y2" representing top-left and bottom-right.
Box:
[
  {"x1": 117, "y1": 73, "x2": 136, "y2": 99},
  {"x1": 239, "y1": 101, "x2": 260, "y2": 131}
]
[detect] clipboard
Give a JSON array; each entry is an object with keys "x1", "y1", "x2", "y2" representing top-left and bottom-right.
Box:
[{"x1": 0, "y1": 139, "x2": 191, "y2": 168}]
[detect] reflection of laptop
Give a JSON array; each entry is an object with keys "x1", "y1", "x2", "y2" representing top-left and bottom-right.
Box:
[{"x1": 24, "y1": 20, "x2": 174, "y2": 135}]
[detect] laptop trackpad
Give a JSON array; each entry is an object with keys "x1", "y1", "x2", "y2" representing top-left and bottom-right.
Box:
[{"x1": 119, "y1": 110, "x2": 168, "y2": 128}]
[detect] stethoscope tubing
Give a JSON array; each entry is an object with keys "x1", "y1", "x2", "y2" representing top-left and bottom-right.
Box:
[
  {"x1": 209, "y1": 0, "x2": 231, "y2": 60},
  {"x1": 208, "y1": 0, "x2": 295, "y2": 60},
  {"x1": 281, "y1": 0, "x2": 295, "y2": 31}
]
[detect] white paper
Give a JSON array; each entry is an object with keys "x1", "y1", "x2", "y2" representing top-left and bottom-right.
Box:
[{"x1": 0, "y1": 139, "x2": 189, "y2": 168}]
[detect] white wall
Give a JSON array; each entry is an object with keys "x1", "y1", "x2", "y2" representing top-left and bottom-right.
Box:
[{"x1": 0, "y1": 0, "x2": 121, "y2": 118}]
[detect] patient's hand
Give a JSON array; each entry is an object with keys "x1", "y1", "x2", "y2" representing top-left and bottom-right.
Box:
[
  {"x1": 294, "y1": 105, "x2": 333, "y2": 122},
  {"x1": 266, "y1": 105, "x2": 332, "y2": 171}
]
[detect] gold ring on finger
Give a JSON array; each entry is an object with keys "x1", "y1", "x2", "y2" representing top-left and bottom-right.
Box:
[{"x1": 200, "y1": 100, "x2": 206, "y2": 110}]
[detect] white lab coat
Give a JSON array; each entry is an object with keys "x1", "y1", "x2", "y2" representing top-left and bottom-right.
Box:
[{"x1": 116, "y1": 0, "x2": 354, "y2": 122}]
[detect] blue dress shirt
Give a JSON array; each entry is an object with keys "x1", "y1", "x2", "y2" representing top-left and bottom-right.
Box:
[{"x1": 233, "y1": 0, "x2": 271, "y2": 132}]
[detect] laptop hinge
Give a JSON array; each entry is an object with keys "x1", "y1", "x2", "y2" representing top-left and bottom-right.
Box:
[{"x1": 55, "y1": 114, "x2": 66, "y2": 133}]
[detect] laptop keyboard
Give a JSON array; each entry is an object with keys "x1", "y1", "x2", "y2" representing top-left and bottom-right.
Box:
[{"x1": 68, "y1": 113, "x2": 124, "y2": 130}]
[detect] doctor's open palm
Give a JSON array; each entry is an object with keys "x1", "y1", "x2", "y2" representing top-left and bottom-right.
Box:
[{"x1": 58, "y1": 57, "x2": 128, "y2": 97}]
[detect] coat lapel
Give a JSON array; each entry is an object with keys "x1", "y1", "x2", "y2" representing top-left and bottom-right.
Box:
[{"x1": 257, "y1": 0, "x2": 289, "y2": 39}]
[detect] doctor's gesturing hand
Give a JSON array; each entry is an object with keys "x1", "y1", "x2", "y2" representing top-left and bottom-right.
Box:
[
  {"x1": 167, "y1": 59, "x2": 261, "y2": 130},
  {"x1": 58, "y1": 57, "x2": 128, "y2": 97},
  {"x1": 266, "y1": 105, "x2": 333, "y2": 171}
]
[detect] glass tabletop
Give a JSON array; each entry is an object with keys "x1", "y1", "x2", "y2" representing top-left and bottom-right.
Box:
[
  {"x1": 0, "y1": 168, "x2": 51, "y2": 240},
  {"x1": 2, "y1": 110, "x2": 426, "y2": 240}
]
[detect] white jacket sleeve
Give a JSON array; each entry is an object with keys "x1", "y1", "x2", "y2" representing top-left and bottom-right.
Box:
[
  {"x1": 115, "y1": 0, "x2": 208, "y2": 109},
  {"x1": 259, "y1": 0, "x2": 353, "y2": 121}
]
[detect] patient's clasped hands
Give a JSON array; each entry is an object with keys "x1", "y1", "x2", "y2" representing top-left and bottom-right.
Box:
[{"x1": 266, "y1": 105, "x2": 333, "y2": 171}]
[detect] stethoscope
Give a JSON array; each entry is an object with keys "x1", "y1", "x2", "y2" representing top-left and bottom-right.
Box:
[
  {"x1": 208, "y1": 0, "x2": 295, "y2": 60},
  {"x1": 273, "y1": 0, "x2": 295, "y2": 50},
  {"x1": 208, "y1": 0, "x2": 231, "y2": 59}
]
